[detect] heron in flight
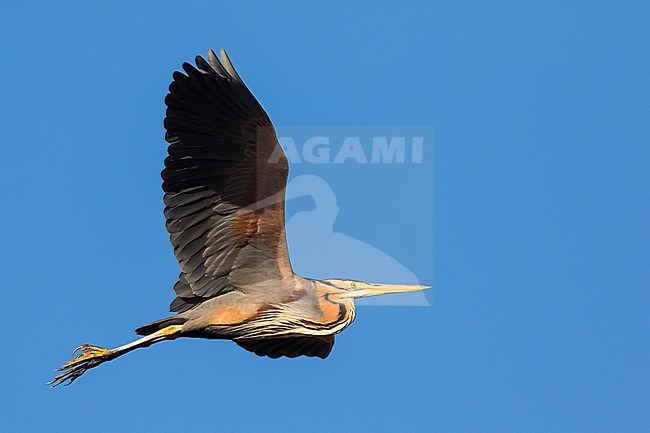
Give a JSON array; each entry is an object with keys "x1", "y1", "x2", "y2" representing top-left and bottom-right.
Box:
[{"x1": 51, "y1": 48, "x2": 429, "y2": 387}]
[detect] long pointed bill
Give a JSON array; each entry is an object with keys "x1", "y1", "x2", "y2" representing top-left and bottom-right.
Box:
[{"x1": 342, "y1": 282, "x2": 431, "y2": 299}]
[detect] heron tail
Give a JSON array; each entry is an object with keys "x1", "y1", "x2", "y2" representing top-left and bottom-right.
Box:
[{"x1": 135, "y1": 316, "x2": 187, "y2": 336}]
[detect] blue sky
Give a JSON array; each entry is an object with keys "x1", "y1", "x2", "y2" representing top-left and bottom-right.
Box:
[{"x1": 1, "y1": 1, "x2": 648, "y2": 432}]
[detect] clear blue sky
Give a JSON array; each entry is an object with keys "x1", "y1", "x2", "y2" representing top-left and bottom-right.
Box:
[{"x1": 1, "y1": 1, "x2": 648, "y2": 432}]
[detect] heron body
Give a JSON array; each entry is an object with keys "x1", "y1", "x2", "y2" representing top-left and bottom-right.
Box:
[
  {"x1": 51, "y1": 48, "x2": 428, "y2": 387},
  {"x1": 160, "y1": 278, "x2": 357, "y2": 342}
]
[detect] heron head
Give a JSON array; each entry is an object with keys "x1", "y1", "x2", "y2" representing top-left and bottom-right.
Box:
[{"x1": 322, "y1": 278, "x2": 430, "y2": 299}]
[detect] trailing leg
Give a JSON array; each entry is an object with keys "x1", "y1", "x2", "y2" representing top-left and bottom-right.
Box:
[{"x1": 50, "y1": 325, "x2": 183, "y2": 387}]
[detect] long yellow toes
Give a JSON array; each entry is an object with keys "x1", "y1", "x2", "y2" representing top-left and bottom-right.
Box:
[
  {"x1": 49, "y1": 344, "x2": 114, "y2": 387},
  {"x1": 61, "y1": 345, "x2": 111, "y2": 369}
]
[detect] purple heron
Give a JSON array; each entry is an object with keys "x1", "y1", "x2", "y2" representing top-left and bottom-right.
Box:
[{"x1": 50, "y1": 48, "x2": 429, "y2": 387}]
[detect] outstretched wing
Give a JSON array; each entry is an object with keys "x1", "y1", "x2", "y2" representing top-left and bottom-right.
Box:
[
  {"x1": 163, "y1": 48, "x2": 293, "y2": 313},
  {"x1": 235, "y1": 335, "x2": 335, "y2": 359}
]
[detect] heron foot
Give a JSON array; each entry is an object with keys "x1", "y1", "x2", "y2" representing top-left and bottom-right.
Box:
[{"x1": 49, "y1": 344, "x2": 113, "y2": 387}]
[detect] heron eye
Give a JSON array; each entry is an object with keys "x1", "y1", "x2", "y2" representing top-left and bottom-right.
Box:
[{"x1": 350, "y1": 282, "x2": 357, "y2": 289}]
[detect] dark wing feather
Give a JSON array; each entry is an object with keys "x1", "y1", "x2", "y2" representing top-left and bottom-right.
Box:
[
  {"x1": 163, "y1": 48, "x2": 293, "y2": 312},
  {"x1": 235, "y1": 335, "x2": 335, "y2": 359}
]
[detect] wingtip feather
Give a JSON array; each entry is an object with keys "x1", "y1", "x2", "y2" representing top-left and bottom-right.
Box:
[
  {"x1": 218, "y1": 48, "x2": 243, "y2": 82},
  {"x1": 207, "y1": 48, "x2": 229, "y2": 78}
]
